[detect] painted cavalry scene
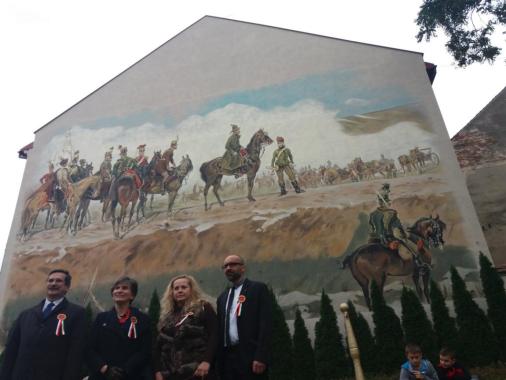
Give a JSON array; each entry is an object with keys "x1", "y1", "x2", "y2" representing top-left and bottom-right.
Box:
[{"x1": 17, "y1": 121, "x2": 443, "y2": 244}]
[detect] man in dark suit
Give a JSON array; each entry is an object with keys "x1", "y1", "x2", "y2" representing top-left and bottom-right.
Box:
[
  {"x1": 217, "y1": 255, "x2": 272, "y2": 380},
  {"x1": 0, "y1": 269, "x2": 87, "y2": 380}
]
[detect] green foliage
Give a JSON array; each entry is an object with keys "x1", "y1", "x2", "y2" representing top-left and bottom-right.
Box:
[
  {"x1": 346, "y1": 300, "x2": 376, "y2": 373},
  {"x1": 416, "y1": 0, "x2": 505, "y2": 66},
  {"x1": 429, "y1": 280, "x2": 459, "y2": 351},
  {"x1": 293, "y1": 308, "x2": 316, "y2": 380},
  {"x1": 269, "y1": 289, "x2": 293, "y2": 380},
  {"x1": 370, "y1": 281, "x2": 404, "y2": 373},
  {"x1": 400, "y1": 287, "x2": 437, "y2": 361},
  {"x1": 479, "y1": 253, "x2": 506, "y2": 359},
  {"x1": 451, "y1": 266, "x2": 499, "y2": 366},
  {"x1": 314, "y1": 289, "x2": 349, "y2": 380},
  {"x1": 148, "y1": 289, "x2": 161, "y2": 338}
]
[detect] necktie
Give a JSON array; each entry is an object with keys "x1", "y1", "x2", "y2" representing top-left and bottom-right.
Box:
[
  {"x1": 43, "y1": 302, "x2": 55, "y2": 319},
  {"x1": 224, "y1": 287, "x2": 236, "y2": 347}
]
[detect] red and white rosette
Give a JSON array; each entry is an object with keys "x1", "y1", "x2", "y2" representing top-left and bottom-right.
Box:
[
  {"x1": 56, "y1": 314, "x2": 66, "y2": 336},
  {"x1": 175, "y1": 311, "x2": 194, "y2": 327},
  {"x1": 236, "y1": 295, "x2": 246, "y2": 317},
  {"x1": 128, "y1": 316, "x2": 138, "y2": 339}
]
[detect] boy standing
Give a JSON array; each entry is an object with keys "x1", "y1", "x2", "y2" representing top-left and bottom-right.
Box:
[
  {"x1": 436, "y1": 348, "x2": 471, "y2": 380},
  {"x1": 400, "y1": 343, "x2": 439, "y2": 380}
]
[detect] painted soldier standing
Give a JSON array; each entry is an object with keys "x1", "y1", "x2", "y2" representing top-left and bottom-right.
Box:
[
  {"x1": 271, "y1": 136, "x2": 304, "y2": 195},
  {"x1": 222, "y1": 124, "x2": 246, "y2": 176}
]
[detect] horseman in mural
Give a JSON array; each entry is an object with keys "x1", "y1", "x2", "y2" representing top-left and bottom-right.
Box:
[
  {"x1": 136, "y1": 139, "x2": 193, "y2": 218},
  {"x1": 136, "y1": 144, "x2": 149, "y2": 177},
  {"x1": 221, "y1": 124, "x2": 249, "y2": 177},
  {"x1": 39, "y1": 162, "x2": 56, "y2": 202},
  {"x1": 200, "y1": 126, "x2": 273, "y2": 210},
  {"x1": 342, "y1": 183, "x2": 446, "y2": 309},
  {"x1": 162, "y1": 139, "x2": 178, "y2": 177},
  {"x1": 271, "y1": 136, "x2": 304, "y2": 195}
]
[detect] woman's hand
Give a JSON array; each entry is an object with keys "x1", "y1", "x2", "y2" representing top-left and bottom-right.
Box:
[
  {"x1": 155, "y1": 371, "x2": 164, "y2": 380},
  {"x1": 194, "y1": 361, "x2": 210, "y2": 378}
]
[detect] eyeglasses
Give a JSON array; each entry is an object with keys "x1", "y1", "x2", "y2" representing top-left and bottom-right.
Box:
[{"x1": 221, "y1": 262, "x2": 243, "y2": 269}]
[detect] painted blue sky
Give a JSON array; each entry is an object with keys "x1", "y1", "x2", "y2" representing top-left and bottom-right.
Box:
[{"x1": 81, "y1": 69, "x2": 415, "y2": 131}]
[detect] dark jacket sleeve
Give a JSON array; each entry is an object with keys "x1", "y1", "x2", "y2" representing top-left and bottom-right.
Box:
[
  {"x1": 201, "y1": 302, "x2": 218, "y2": 364},
  {"x1": 254, "y1": 283, "x2": 272, "y2": 364},
  {"x1": 124, "y1": 313, "x2": 151, "y2": 375},
  {"x1": 86, "y1": 314, "x2": 107, "y2": 374},
  {"x1": 0, "y1": 313, "x2": 22, "y2": 380},
  {"x1": 63, "y1": 305, "x2": 87, "y2": 380}
]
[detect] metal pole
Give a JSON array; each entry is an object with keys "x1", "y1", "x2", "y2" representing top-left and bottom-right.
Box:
[{"x1": 340, "y1": 303, "x2": 366, "y2": 380}]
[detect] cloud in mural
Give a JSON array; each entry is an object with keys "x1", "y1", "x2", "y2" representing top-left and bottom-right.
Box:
[
  {"x1": 345, "y1": 98, "x2": 371, "y2": 107},
  {"x1": 34, "y1": 99, "x2": 436, "y2": 193}
]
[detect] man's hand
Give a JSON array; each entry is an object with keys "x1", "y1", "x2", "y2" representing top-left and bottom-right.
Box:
[
  {"x1": 412, "y1": 370, "x2": 424, "y2": 379},
  {"x1": 155, "y1": 371, "x2": 164, "y2": 380},
  {"x1": 252, "y1": 360, "x2": 266, "y2": 374},
  {"x1": 194, "y1": 361, "x2": 210, "y2": 378}
]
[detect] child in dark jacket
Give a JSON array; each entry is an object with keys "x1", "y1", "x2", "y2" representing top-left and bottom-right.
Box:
[
  {"x1": 399, "y1": 343, "x2": 439, "y2": 380},
  {"x1": 436, "y1": 348, "x2": 471, "y2": 380}
]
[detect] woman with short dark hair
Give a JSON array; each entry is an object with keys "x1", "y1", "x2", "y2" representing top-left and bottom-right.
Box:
[{"x1": 87, "y1": 276, "x2": 151, "y2": 380}]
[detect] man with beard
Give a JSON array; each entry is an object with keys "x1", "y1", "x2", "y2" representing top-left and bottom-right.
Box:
[
  {"x1": 0, "y1": 269, "x2": 87, "y2": 380},
  {"x1": 216, "y1": 255, "x2": 272, "y2": 380}
]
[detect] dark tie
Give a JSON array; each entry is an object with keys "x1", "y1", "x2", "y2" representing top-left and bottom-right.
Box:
[
  {"x1": 224, "y1": 287, "x2": 236, "y2": 347},
  {"x1": 42, "y1": 302, "x2": 55, "y2": 319}
]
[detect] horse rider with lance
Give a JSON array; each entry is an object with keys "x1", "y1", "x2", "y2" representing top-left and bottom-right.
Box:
[
  {"x1": 271, "y1": 136, "x2": 304, "y2": 195},
  {"x1": 221, "y1": 124, "x2": 250, "y2": 178},
  {"x1": 109, "y1": 146, "x2": 142, "y2": 201},
  {"x1": 368, "y1": 183, "x2": 423, "y2": 267}
]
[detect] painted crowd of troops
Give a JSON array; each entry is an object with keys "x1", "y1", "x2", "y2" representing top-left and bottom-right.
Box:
[{"x1": 19, "y1": 123, "x2": 439, "y2": 241}]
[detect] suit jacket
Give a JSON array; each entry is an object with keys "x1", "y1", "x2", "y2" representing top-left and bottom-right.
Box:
[
  {"x1": 216, "y1": 278, "x2": 272, "y2": 374},
  {"x1": 0, "y1": 298, "x2": 86, "y2": 380},
  {"x1": 86, "y1": 307, "x2": 151, "y2": 380}
]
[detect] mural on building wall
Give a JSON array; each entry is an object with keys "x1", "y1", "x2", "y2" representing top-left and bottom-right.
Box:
[{"x1": 0, "y1": 19, "x2": 490, "y2": 327}]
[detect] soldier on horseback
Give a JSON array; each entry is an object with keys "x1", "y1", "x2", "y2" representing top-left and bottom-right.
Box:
[
  {"x1": 162, "y1": 139, "x2": 178, "y2": 174},
  {"x1": 221, "y1": 124, "x2": 249, "y2": 178},
  {"x1": 56, "y1": 158, "x2": 72, "y2": 199},
  {"x1": 271, "y1": 136, "x2": 304, "y2": 195},
  {"x1": 99, "y1": 149, "x2": 113, "y2": 182},
  {"x1": 136, "y1": 144, "x2": 149, "y2": 177},
  {"x1": 109, "y1": 146, "x2": 142, "y2": 201},
  {"x1": 368, "y1": 183, "x2": 422, "y2": 267},
  {"x1": 40, "y1": 162, "x2": 56, "y2": 202}
]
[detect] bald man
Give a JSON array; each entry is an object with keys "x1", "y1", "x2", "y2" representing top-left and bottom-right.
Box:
[{"x1": 216, "y1": 255, "x2": 272, "y2": 380}]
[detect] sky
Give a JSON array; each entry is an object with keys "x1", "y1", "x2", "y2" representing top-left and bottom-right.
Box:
[{"x1": 1, "y1": 0, "x2": 505, "y2": 267}]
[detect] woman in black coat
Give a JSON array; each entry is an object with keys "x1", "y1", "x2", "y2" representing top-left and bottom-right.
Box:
[{"x1": 87, "y1": 276, "x2": 151, "y2": 380}]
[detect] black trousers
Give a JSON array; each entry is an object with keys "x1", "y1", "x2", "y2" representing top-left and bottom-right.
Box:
[{"x1": 222, "y1": 346, "x2": 267, "y2": 380}]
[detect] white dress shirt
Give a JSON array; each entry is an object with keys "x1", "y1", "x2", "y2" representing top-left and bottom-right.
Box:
[
  {"x1": 227, "y1": 283, "x2": 243, "y2": 346},
  {"x1": 43, "y1": 297, "x2": 64, "y2": 312}
]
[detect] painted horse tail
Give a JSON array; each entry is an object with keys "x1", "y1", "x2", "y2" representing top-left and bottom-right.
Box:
[{"x1": 199, "y1": 162, "x2": 209, "y2": 183}]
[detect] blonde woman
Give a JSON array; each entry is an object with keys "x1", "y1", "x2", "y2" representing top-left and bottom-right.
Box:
[{"x1": 154, "y1": 275, "x2": 218, "y2": 380}]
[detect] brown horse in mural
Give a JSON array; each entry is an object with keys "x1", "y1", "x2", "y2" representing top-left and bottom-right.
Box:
[
  {"x1": 342, "y1": 215, "x2": 446, "y2": 309},
  {"x1": 137, "y1": 154, "x2": 193, "y2": 218},
  {"x1": 60, "y1": 175, "x2": 103, "y2": 235},
  {"x1": 111, "y1": 175, "x2": 139, "y2": 239},
  {"x1": 199, "y1": 129, "x2": 273, "y2": 210}
]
